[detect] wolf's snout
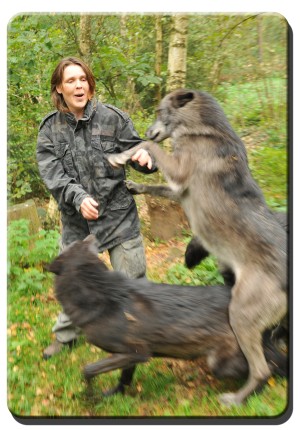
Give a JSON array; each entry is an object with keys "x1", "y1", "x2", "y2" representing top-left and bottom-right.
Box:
[
  {"x1": 146, "y1": 121, "x2": 168, "y2": 142},
  {"x1": 146, "y1": 125, "x2": 158, "y2": 141}
]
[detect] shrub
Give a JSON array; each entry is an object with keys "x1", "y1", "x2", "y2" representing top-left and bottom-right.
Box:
[{"x1": 7, "y1": 219, "x2": 60, "y2": 293}]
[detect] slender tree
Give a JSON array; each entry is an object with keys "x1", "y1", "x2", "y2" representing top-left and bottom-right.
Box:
[
  {"x1": 257, "y1": 15, "x2": 263, "y2": 64},
  {"x1": 79, "y1": 14, "x2": 92, "y2": 61},
  {"x1": 147, "y1": 14, "x2": 190, "y2": 240},
  {"x1": 167, "y1": 14, "x2": 189, "y2": 91},
  {"x1": 155, "y1": 15, "x2": 163, "y2": 103}
]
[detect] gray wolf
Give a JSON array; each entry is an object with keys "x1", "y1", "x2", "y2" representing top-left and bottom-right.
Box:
[
  {"x1": 107, "y1": 89, "x2": 288, "y2": 405},
  {"x1": 125, "y1": 186, "x2": 287, "y2": 288},
  {"x1": 48, "y1": 235, "x2": 287, "y2": 401}
]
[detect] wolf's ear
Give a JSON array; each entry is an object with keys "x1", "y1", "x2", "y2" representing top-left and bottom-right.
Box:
[
  {"x1": 172, "y1": 91, "x2": 194, "y2": 108},
  {"x1": 48, "y1": 256, "x2": 63, "y2": 275}
]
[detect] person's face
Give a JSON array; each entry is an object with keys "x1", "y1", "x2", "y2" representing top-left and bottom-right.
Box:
[{"x1": 56, "y1": 64, "x2": 91, "y2": 118}]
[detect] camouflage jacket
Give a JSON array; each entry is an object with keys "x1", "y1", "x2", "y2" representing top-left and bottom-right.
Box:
[{"x1": 37, "y1": 99, "x2": 154, "y2": 252}]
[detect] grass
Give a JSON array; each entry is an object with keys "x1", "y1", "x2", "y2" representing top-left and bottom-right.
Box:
[
  {"x1": 215, "y1": 78, "x2": 287, "y2": 135},
  {"x1": 7, "y1": 246, "x2": 289, "y2": 421},
  {"x1": 249, "y1": 144, "x2": 287, "y2": 210},
  {"x1": 7, "y1": 78, "x2": 290, "y2": 421}
]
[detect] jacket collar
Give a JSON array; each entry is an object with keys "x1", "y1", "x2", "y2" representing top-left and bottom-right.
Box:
[{"x1": 65, "y1": 98, "x2": 97, "y2": 127}]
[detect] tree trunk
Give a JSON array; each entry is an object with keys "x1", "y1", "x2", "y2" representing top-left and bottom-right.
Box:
[
  {"x1": 120, "y1": 13, "x2": 127, "y2": 37},
  {"x1": 117, "y1": 14, "x2": 142, "y2": 113},
  {"x1": 147, "y1": 14, "x2": 190, "y2": 240},
  {"x1": 257, "y1": 15, "x2": 263, "y2": 64},
  {"x1": 79, "y1": 14, "x2": 92, "y2": 61},
  {"x1": 167, "y1": 14, "x2": 189, "y2": 92},
  {"x1": 155, "y1": 15, "x2": 163, "y2": 104}
]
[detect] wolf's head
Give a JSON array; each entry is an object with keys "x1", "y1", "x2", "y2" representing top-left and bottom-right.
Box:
[
  {"x1": 48, "y1": 234, "x2": 107, "y2": 276},
  {"x1": 146, "y1": 89, "x2": 231, "y2": 143}
]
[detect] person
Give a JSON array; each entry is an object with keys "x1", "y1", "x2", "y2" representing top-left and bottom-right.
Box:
[{"x1": 36, "y1": 57, "x2": 155, "y2": 359}]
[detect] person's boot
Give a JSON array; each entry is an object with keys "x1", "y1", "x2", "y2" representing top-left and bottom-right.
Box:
[{"x1": 43, "y1": 339, "x2": 76, "y2": 360}]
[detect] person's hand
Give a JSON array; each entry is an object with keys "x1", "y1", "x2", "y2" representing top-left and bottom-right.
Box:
[
  {"x1": 131, "y1": 148, "x2": 153, "y2": 170},
  {"x1": 80, "y1": 197, "x2": 99, "y2": 220}
]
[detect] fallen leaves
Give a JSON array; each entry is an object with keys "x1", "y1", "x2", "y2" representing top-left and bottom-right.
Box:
[{"x1": 8, "y1": 321, "x2": 32, "y2": 337}]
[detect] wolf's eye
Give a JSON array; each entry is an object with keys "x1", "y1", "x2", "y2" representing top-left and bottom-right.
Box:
[{"x1": 161, "y1": 112, "x2": 170, "y2": 127}]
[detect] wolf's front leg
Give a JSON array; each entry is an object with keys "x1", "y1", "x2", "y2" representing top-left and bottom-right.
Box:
[
  {"x1": 107, "y1": 142, "x2": 151, "y2": 168},
  {"x1": 125, "y1": 180, "x2": 180, "y2": 201}
]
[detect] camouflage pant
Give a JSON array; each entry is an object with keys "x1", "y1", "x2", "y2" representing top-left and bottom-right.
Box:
[{"x1": 52, "y1": 234, "x2": 146, "y2": 343}]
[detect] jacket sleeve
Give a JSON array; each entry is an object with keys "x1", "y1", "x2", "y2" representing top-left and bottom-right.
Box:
[
  {"x1": 117, "y1": 116, "x2": 157, "y2": 174},
  {"x1": 36, "y1": 125, "x2": 89, "y2": 214}
]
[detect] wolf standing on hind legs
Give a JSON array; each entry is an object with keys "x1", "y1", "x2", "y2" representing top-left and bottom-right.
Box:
[{"x1": 108, "y1": 89, "x2": 288, "y2": 405}]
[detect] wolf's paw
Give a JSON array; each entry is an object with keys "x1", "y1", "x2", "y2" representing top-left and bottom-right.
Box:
[
  {"x1": 107, "y1": 152, "x2": 130, "y2": 168},
  {"x1": 102, "y1": 383, "x2": 125, "y2": 397},
  {"x1": 125, "y1": 180, "x2": 145, "y2": 195}
]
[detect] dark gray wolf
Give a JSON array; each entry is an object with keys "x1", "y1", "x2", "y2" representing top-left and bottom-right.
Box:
[
  {"x1": 107, "y1": 89, "x2": 288, "y2": 405},
  {"x1": 48, "y1": 235, "x2": 287, "y2": 402}
]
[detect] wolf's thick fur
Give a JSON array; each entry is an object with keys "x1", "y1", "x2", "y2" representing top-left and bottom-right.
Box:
[
  {"x1": 49, "y1": 235, "x2": 286, "y2": 401},
  {"x1": 183, "y1": 211, "x2": 288, "y2": 280},
  {"x1": 126, "y1": 186, "x2": 287, "y2": 287},
  {"x1": 107, "y1": 89, "x2": 288, "y2": 405}
]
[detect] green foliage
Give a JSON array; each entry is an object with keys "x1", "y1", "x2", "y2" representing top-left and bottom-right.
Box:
[
  {"x1": 7, "y1": 219, "x2": 60, "y2": 293},
  {"x1": 8, "y1": 15, "x2": 61, "y2": 203},
  {"x1": 215, "y1": 78, "x2": 287, "y2": 135},
  {"x1": 7, "y1": 13, "x2": 288, "y2": 203},
  {"x1": 165, "y1": 257, "x2": 224, "y2": 286},
  {"x1": 249, "y1": 144, "x2": 287, "y2": 210},
  {"x1": 187, "y1": 14, "x2": 287, "y2": 90}
]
